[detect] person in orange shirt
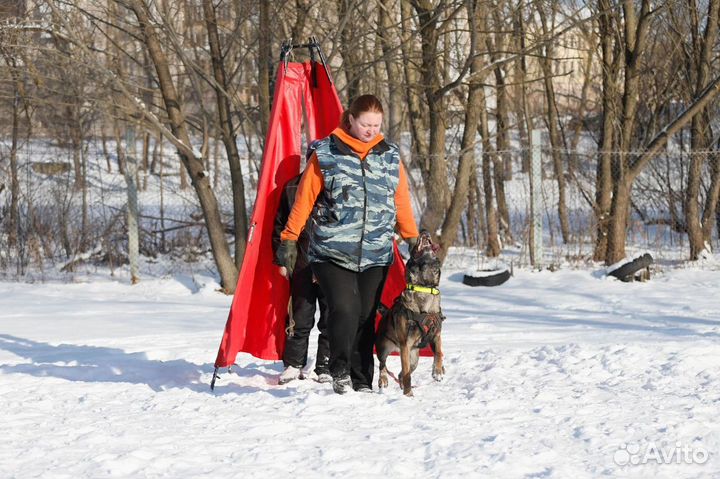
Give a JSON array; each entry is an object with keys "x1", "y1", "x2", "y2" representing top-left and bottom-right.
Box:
[{"x1": 276, "y1": 94, "x2": 419, "y2": 394}]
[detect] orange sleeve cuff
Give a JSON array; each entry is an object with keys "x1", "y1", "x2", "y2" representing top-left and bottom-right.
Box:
[
  {"x1": 395, "y1": 162, "x2": 419, "y2": 239},
  {"x1": 280, "y1": 154, "x2": 323, "y2": 241}
]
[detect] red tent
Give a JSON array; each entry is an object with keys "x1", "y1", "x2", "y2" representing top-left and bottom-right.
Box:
[{"x1": 212, "y1": 59, "x2": 424, "y2": 386}]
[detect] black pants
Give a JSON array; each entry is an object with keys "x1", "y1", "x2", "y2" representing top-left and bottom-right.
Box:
[
  {"x1": 311, "y1": 261, "x2": 389, "y2": 388},
  {"x1": 283, "y1": 261, "x2": 330, "y2": 374}
]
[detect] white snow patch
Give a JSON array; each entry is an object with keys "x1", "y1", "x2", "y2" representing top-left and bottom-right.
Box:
[{"x1": 1, "y1": 265, "x2": 720, "y2": 477}]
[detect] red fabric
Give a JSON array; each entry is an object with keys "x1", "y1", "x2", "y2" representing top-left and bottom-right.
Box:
[
  {"x1": 214, "y1": 61, "x2": 419, "y2": 367},
  {"x1": 303, "y1": 63, "x2": 343, "y2": 142}
]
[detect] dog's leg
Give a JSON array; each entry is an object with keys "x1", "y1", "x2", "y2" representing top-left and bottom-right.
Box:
[
  {"x1": 430, "y1": 335, "x2": 445, "y2": 381},
  {"x1": 400, "y1": 343, "x2": 413, "y2": 396},
  {"x1": 376, "y1": 337, "x2": 395, "y2": 389},
  {"x1": 409, "y1": 348, "x2": 420, "y2": 375}
]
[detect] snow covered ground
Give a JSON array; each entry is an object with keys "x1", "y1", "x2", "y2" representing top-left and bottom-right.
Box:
[{"x1": 2, "y1": 258, "x2": 720, "y2": 478}]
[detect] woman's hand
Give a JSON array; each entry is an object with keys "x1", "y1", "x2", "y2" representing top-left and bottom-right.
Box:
[{"x1": 276, "y1": 239, "x2": 298, "y2": 278}]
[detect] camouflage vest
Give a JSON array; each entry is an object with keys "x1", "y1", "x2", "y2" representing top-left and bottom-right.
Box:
[{"x1": 308, "y1": 135, "x2": 400, "y2": 271}]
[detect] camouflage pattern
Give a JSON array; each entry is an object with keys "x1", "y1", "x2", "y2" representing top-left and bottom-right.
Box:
[{"x1": 308, "y1": 134, "x2": 400, "y2": 271}]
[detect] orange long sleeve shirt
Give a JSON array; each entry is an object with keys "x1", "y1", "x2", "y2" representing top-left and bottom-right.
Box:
[{"x1": 280, "y1": 128, "x2": 419, "y2": 242}]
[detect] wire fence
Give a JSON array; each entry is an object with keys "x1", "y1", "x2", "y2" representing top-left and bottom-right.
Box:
[
  {"x1": 0, "y1": 136, "x2": 718, "y2": 278},
  {"x1": 435, "y1": 143, "x2": 720, "y2": 270}
]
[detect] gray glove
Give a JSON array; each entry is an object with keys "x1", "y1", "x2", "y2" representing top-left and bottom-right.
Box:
[{"x1": 276, "y1": 239, "x2": 298, "y2": 278}]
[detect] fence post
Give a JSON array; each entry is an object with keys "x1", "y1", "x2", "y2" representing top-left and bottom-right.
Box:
[
  {"x1": 124, "y1": 125, "x2": 140, "y2": 284},
  {"x1": 531, "y1": 129, "x2": 543, "y2": 269}
]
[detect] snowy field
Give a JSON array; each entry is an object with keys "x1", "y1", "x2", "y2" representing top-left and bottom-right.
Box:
[{"x1": 2, "y1": 257, "x2": 720, "y2": 478}]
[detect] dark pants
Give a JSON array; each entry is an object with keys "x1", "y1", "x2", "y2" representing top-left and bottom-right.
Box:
[
  {"x1": 283, "y1": 262, "x2": 330, "y2": 374},
  {"x1": 311, "y1": 261, "x2": 389, "y2": 388}
]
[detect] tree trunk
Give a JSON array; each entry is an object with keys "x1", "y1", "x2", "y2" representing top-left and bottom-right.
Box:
[
  {"x1": 538, "y1": 4, "x2": 570, "y2": 244},
  {"x1": 514, "y1": 0, "x2": 533, "y2": 173},
  {"x1": 141, "y1": 131, "x2": 150, "y2": 191},
  {"x1": 420, "y1": 100, "x2": 450, "y2": 237},
  {"x1": 437, "y1": 0, "x2": 480, "y2": 261},
  {"x1": 603, "y1": 0, "x2": 651, "y2": 264},
  {"x1": 101, "y1": 124, "x2": 112, "y2": 173},
  {"x1": 129, "y1": 0, "x2": 238, "y2": 292},
  {"x1": 696, "y1": 0, "x2": 720, "y2": 244},
  {"x1": 203, "y1": 0, "x2": 248, "y2": 271},
  {"x1": 701, "y1": 149, "x2": 720, "y2": 242},
  {"x1": 606, "y1": 177, "x2": 632, "y2": 264},
  {"x1": 412, "y1": 1, "x2": 450, "y2": 239},
  {"x1": 569, "y1": 27, "x2": 595, "y2": 172},
  {"x1": 686, "y1": 148, "x2": 705, "y2": 259},
  {"x1": 594, "y1": 0, "x2": 619, "y2": 261},
  {"x1": 485, "y1": 8, "x2": 511, "y2": 240},
  {"x1": 8, "y1": 88, "x2": 20, "y2": 250},
  {"x1": 606, "y1": 68, "x2": 720, "y2": 264},
  {"x1": 121, "y1": 124, "x2": 140, "y2": 284},
  {"x1": 258, "y1": 0, "x2": 271, "y2": 144},
  {"x1": 291, "y1": 0, "x2": 310, "y2": 40},
  {"x1": 686, "y1": 0, "x2": 719, "y2": 259},
  {"x1": 466, "y1": 171, "x2": 482, "y2": 248},
  {"x1": 338, "y1": 0, "x2": 362, "y2": 100},
  {"x1": 70, "y1": 107, "x2": 84, "y2": 191},
  {"x1": 80, "y1": 136, "x2": 88, "y2": 252},
  {"x1": 618, "y1": 0, "x2": 650, "y2": 153},
  {"x1": 400, "y1": 0, "x2": 428, "y2": 161},
  {"x1": 478, "y1": 83, "x2": 501, "y2": 257},
  {"x1": 379, "y1": 0, "x2": 403, "y2": 141},
  {"x1": 68, "y1": 104, "x2": 89, "y2": 251}
]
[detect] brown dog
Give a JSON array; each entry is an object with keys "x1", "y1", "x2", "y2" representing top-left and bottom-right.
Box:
[{"x1": 375, "y1": 231, "x2": 444, "y2": 396}]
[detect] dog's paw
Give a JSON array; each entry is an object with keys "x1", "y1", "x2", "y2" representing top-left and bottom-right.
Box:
[
  {"x1": 403, "y1": 389, "x2": 414, "y2": 397},
  {"x1": 432, "y1": 367, "x2": 445, "y2": 382},
  {"x1": 378, "y1": 376, "x2": 388, "y2": 388}
]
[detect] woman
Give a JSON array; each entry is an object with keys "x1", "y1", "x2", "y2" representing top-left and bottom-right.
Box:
[{"x1": 277, "y1": 94, "x2": 418, "y2": 394}]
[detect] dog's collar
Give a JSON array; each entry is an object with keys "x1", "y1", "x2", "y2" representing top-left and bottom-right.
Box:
[{"x1": 406, "y1": 284, "x2": 440, "y2": 295}]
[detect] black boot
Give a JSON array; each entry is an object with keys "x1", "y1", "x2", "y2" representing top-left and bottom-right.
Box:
[{"x1": 332, "y1": 375, "x2": 352, "y2": 394}]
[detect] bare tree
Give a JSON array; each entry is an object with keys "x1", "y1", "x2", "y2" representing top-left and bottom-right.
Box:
[
  {"x1": 338, "y1": 0, "x2": 364, "y2": 100},
  {"x1": 484, "y1": 2, "x2": 512, "y2": 242},
  {"x1": 203, "y1": 0, "x2": 248, "y2": 269},
  {"x1": 538, "y1": 0, "x2": 570, "y2": 244},
  {"x1": 408, "y1": 0, "x2": 474, "y2": 240},
  {"x1": 478, "y1": 83, "x2": 502, "y2": 257},
  {"x1": 682, "y1": 0, "x2": 720, "y2": 259},
  {"x1": 0, "y1": 39, "x2": 23, "y2": 253},
  {"x1": 592, "y1": 0, "x2": 620, "y2": 261},
  {"x1": 437, "y1": 0, "x2": 481, "y2": 261},
  {"x1": 258, "y1": 0, "x2": 271, "y2": 143},
  {"x1": 400, "y1": 0, "x2": 429, "y2": 162},
  {"x1": 377, "y1": 0, "x2": 404, "y2": 141},
  {"x1": 125, "y1": 0, "x2": 238, "y2": 290}
]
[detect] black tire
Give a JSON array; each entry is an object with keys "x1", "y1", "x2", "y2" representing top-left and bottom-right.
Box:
[
  {"x1": 607, "y1": 253, "x2": 654, "y2": 282},
  {"x1": 462, "y1": 268, "x2": 511, "y2": 287}
]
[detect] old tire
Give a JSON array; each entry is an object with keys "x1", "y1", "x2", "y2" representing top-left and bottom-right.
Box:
[
  {"x1": 462, "y1": 267, "x2": 511, "y2": 287},
  {"x1": 607, "y1": 253, "x2": 654, "y2": 282}
]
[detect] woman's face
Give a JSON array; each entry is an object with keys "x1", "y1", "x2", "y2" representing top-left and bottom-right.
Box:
[{"x1": 348, "y1": 111, "x2": 383, "y2": 142}]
